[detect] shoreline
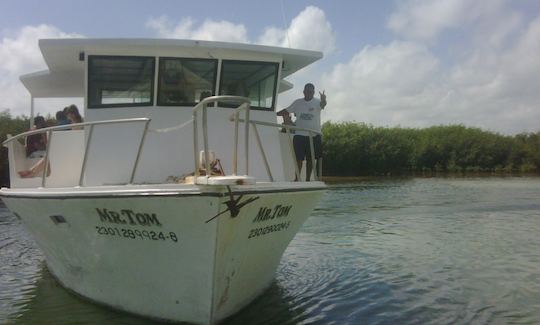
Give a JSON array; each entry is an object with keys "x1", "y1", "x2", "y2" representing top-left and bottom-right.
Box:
[{"x1": 322, "y1": 172, "x2": 540, "y2": 182}]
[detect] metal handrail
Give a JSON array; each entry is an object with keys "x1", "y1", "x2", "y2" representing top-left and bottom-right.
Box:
[
  {"x1": 3, "y1": 118, "x2": 151, "y2": 146},
  {"x1": 6, "y1": 102, "x2": 321, "y2": 187},
  {"x1": 192, "y1": 96, "x2": 251, "y2": 177},
  {"x1": 231, "y1": 101, "x2": 251, "y2": 175},
  {"x1": 193, "y1": 97, "x2": 321, "y2": 182},
  {"x1": 42, "y1": 129, "x2": 52, "y2": 187},
  {"x1": 5, "y1": 117, "x2": 151, "y2": 187},
  {"x1": 231, "y1": 117, "x2": 322, "y2": 181},
  {"x1": 231, "y1": 118, "x2": 322, "y2": 135}
]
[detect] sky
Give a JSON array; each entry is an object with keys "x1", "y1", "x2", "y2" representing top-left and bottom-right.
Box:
[{"x1": 0, "y1": 0, "x2": 539, "y2": 134}]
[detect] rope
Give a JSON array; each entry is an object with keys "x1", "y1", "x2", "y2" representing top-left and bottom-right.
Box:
[{"x1": 148, "y1": 118, "x2": 194, "y2": 133}]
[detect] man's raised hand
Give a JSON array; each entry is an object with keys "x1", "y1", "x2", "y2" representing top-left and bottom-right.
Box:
[
  {"x1": 319, "y1": 90, "x2": 326, "y2": 101},
  {"x1": 319, "y1": 90, "x2": 327, "y2": 108}
]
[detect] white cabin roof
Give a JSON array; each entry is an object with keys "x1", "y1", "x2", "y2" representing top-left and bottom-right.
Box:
[{"x1": 20, "y1": 38, "x2": 322, "y2": 98}]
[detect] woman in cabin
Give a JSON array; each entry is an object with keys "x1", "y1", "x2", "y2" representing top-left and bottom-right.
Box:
[
  {"x1": 66, "y1": 104, "x2": 83, "y2": 129},
  {"x1": 55, "y1": 110, "x2": 69, "y2": 126}
]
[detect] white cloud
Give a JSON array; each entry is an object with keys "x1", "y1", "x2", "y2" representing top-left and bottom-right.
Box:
[
  {"x1": 258, "y1": 6, "x2": 335, "y2": 53},
  {"x1": 192, "y1": 20, "x2": 248, "y2": 43},
  {"x1": 0, "y1": 25, "x2": 82, "y2": 75},
  {"x1": 145, "y1": 16, "x2": 248, "y2": 43},
  {"x1": 144, "y1": 7, "x2": 335, "y2": 113},
  {"x1": 142, "y1": 4, "x2": 538, "y2": 134},
  {"x1": 319, "y1": 11, "x2": 540, "y2": 134},
  {"x1": 320, "y1": 41, "x2": 443, "y2": 126},
  {"x1": 146, "y1": 6, "x2": 335, "y2": 53},
  {"x1": 3, "y1": 5, "x2": 536, "y2": 135},
  {"x1": 0, "y1": 25, "x2": 83, "y2": 117},
  {"x1": 387, "y1": 0, "x2": 506, "y2": 42},
  {"x1": 145, "y1": 16, "x2": 194, "y2": 39},
  {"x1": 144, "y1": 7, "x2": 335, "y2": 115}
]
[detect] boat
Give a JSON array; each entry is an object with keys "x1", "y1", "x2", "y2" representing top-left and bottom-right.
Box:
[{"x1": 0, "y1": 38, "x2": 326, "y2": 324}]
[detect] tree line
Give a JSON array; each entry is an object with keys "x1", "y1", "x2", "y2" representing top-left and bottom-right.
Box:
[
  {"x1": 1, "y1": 111, "x2": 539, "y2": 186},
  {"x1": 322, "y1": 122, "x2": 540, "y2": 175}
]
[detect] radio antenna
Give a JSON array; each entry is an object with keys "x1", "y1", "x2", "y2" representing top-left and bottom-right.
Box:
[{"x1": 280, "y1": 0, "x2": 291, "y2": 48}]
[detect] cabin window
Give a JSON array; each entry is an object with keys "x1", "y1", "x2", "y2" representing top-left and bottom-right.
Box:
[
  {"x1": 88, "y1": 56, "x2": 155, "y2": 108},
  {"x1": 157, "y1": 58, "x2": 217, "y2": 106},
  {"x1": 219, "y1": 60, "x2": 279, "y2": 110}
]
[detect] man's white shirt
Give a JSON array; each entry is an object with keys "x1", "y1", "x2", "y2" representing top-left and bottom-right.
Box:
[{"x1": 285, "y1": 98, "x2": 322, "y2": 136}]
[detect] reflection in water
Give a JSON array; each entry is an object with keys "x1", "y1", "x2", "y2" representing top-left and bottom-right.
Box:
[
  {"x1": 2, "y1": 177, "x2": 540, "y2": 324},
  {"x1": 0, "y1": 210, "x2": 43, "y2": 323},
  {"x1": 13, "y1": 266, "x2": 154, "y2": 324}
]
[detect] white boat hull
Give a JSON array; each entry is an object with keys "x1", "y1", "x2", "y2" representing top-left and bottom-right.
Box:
[{"x1": 1, "y1": 182, "x2": 325, "y2": 324}]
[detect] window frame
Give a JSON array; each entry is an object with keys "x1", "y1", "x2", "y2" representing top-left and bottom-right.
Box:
[
  {"x1": 218, "y1": 60, "x2": 279, "y2": 111},
  {"x1": 87, "y1": 55, "x2": 156, "y2": 109},
  {"x1": 156, "y1": 57, "x2": 219, "y2": 107}
]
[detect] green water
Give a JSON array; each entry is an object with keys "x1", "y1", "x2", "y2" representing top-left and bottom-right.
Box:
[{"x1": 2, "y1": 177, "x2": 540, "y2": 324}]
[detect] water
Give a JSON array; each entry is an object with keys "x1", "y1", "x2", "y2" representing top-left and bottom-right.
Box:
[{"x1": 2, "y1": 177, "x2": 540, "y2": 324}]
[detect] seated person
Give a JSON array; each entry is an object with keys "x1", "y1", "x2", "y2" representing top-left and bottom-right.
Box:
[
  {"x1": 66, "y1": 104, "x2": 83, "y2": 129},
  {"x1": 18, "y1": 116, "x2": 50, "y2": 178},
  {"x1": 56, "y1": 110, "x2": 69, "y2": 126},
  {"x1": 19, "y1": 104, "x2": 84, "y2": 178},
  {"x1": 26, "y1": 116, "x2": 47, "y2": 158}
]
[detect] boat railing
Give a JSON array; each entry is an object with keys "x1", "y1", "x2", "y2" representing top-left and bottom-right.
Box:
[
  {"x1": 3, "y1": 118, "x2": 151, "y2": 187},
  {"x1": 194, "y1": 96, "x2": 322, "y2": 182},
  {"x1": 192, "y1": 96, "x2": 251, "y2": 178},
  {"x1": 4, "y1": 97, "x2": 321, "y2": 187},
  {"x1": 231, "y1": 117, "x2": 322, "y2": 182}
]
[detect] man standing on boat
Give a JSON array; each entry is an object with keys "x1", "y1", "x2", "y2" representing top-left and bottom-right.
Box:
[{"x1": 277, "y1": 83, "x2": 326, "y2": 181}]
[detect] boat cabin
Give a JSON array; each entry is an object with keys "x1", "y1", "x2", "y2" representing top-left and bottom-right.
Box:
[{"x1": 8, "y1": 39, "x2": 322, "y2": 188}]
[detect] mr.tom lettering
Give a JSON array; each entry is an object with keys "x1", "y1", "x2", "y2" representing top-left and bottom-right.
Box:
[
  {"x1": 252, "y1": 204, "x2": 292, "y2": 223},
  {"x1": 96, "y1": 208, "x2": 162, "y2": 227}
]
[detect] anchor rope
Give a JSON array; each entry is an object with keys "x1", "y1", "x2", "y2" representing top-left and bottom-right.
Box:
[{"x1": 147, "y1": 118, "x2": 194, "y2": 133}]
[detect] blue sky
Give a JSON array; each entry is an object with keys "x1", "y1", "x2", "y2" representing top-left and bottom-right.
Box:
[{"x1": 1, "y1": 0, "x2": 539, "y2": 134}]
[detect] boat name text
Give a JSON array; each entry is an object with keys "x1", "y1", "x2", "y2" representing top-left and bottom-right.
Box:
[
  {"x1": 96, "y1": 208, "x2": 162, "y2": 227},
  {"x1": 95, "y1": 226, "x2": 177, "y2": 242},
  {"x1": 248, "y1": 221, "x2": 291, "y2": 239},
  {"x1": 252, "y1": 205, "x2": 292, "y2": 223}
]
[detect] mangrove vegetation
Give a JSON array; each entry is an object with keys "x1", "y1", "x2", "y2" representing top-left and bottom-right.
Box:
[{"x1": 322, "y1": 122, "x2": 540, "y2": 175}]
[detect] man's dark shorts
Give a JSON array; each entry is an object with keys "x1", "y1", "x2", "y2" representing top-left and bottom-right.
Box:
[{"x1": 293, "y1": 135, "x2": 322, "y2": 161}]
